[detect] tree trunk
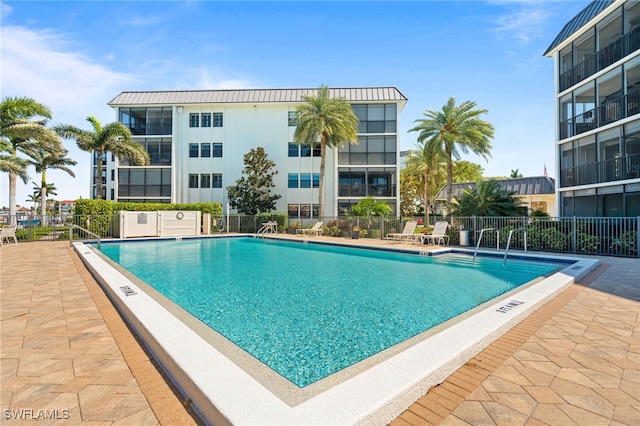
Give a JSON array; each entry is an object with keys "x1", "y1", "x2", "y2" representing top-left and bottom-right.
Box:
[
  {"x1": 446, "y1": 149, "x2": 453, "y2": 215},
  {"x1": 318, "y1": 137, "x2": 326, "y2": 220},
  {"x1": 9, "y1": 172, "x2": 16, "y2": 225},
  {"x1": 424, "y1": 168, "x2": 430, "y2": 225},
  {"x1": 95, "y1": 152, "x2": 103, "y2": 199},
  {"x1": 40, "y1": 171, "x2": 47, "y2": 220}
]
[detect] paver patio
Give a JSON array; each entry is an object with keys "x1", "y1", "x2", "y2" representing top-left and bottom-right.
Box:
[{"x1": 1, "y1": 239, "x2": 639, "y2": 425}]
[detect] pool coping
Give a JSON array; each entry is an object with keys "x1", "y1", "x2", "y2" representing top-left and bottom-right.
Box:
[{"x1": 73, "y1": 237, "x2": 599, "y2": 425}]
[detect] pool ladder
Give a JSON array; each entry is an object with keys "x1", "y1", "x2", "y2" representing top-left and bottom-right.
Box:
[
  {"x1": 473, "y1": 227, "x2": 528, "y2": 263},
  {"x1": 256, "y1": 221, "x2": 278, "y2": 237}
]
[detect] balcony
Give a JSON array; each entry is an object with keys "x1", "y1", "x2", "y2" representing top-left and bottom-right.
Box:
[
  {"x1": 559, "y1": 152, "x2": 640, "y2": 187},
  {"x1": 560, "y1": 89, "x2": 640, "y2": 139},
  {"x1": 338, "y1": 183, "x2": 396, "y2": 197},
  {"x1": 560, "y1": 27, "x2": 640, "y2": 92}
]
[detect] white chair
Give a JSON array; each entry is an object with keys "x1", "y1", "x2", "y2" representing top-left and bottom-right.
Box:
[
  {"x1": 422, "y1": 221, "x2": 450, "y2": 246},
  {"x1": 297, "y1": 221, "x2": 324, "y2": 236},
  {"x1": 385, "y1": 221, "x2": 419, "y2": 243},
  {"x1": 0, "y1": 225, "x2": 18, "y2": 246}
]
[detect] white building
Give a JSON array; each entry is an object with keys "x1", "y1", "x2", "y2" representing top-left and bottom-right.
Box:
[
  {"x1": 101, "y1": 87, "x2": 407, "y2": 218},
  {"x1": 545, "y1": 0, "x2": 640, "y2": 217}
]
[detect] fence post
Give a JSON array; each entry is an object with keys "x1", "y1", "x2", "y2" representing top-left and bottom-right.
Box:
[{"x1": 572, "y1": 216, "x2": 577, "y2": 254}]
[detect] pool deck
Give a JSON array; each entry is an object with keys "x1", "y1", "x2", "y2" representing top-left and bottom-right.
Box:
[{"x1": 1, "y1": 238, "x2": 639, "y2": 425}]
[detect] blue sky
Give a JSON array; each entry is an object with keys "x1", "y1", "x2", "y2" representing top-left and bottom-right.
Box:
[{"x1": 1, "y1": 0, "x2": 590, "y2": 206}]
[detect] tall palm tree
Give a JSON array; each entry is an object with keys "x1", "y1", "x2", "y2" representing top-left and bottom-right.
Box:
[
  {"x1": 26, "y1": 192, "x2": 40, "y2": 212},
  {"x1": 404, "y1": 142, "x2": 446, "y2": 224},
  {"x1": 294, "y1": 86, "x2": 359, "y2": 219},
  {"x1": 0, "y1": 140, "x2": 29, "y2": 184},
  {"x1": 1, "y1": 96, "x2": 60, "y2": 223},
  {"x1": 54, "y1": 116, "x2": 149, "y2": 199},
  {"x1": 26, "y1": 148, "x2": 75, "y2": 218},
  {"x1": 409, "y1": 97, "x2": 494, "y2": 211}
]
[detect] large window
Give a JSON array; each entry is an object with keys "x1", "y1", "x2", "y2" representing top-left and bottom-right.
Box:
[
  {"x1": 201, "y1": 143, "x2": 211, "y2": 158},
  {"x1": 352, "y1": 104, "x2": 397, "y2": 133},
  {"x1": 212, "y1": 143, "x2": 223, "y2": 157},
  {"x1": 190, "y1": 113, "x2": 199, "y2": 128},
  {"x1": 288, "y1": 173, "x2": 299, "y2": 188},
  {"x1": 188, "y1": 174, "x2": 198, "y2": 188},
  {"x1": 288, "y1": 111, "x2": 297, "y2": 126},
  {"x1": 201, "y1": 113, "x2": 211, "y2": 128},
  {"x1": 189, "y1": 144, "x2": 199, "y2": 158},
  {"x1": 201, "y1": 174, "x2": 211, "y2": 188},
  {"x1": 120, "y1": 138, "x2": 172, "y2": 166},
  {"x1": 120, "y1": 107, "x2": 172, "y2": 135},
  {"x1": 213, "y1": 113, "x2": 223, "y2": 127},
  {"x1": 118, "y1": 168, "x2": 171, "y2": 197},
  {"x1": 300, "y1": 173, "x2": 311, "y2": 188},
  {"x1": 212, "y1": 173, "x2": 222, "y2": 188},
  {"x1": 338, "y1": 136, "x2": 396, "y2": 165}
]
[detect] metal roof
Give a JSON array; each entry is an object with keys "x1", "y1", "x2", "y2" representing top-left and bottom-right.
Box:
[
  {"x1": 434, "y1": 176, "x2": 556, "y2": 200},
  {"x1": 544, "y1": 0, "x2": 615, "y2": 56},
  {"x1": 108, "y1": 87, "x2": 407, "y2": 106}
]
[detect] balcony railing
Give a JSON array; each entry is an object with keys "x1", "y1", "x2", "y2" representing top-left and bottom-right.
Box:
[
  {"x1": 560, "y1": 27, "x2": 640, "y2": 92},
  {"x1": 338, "y1": 183, "x2": 396, "y2": 197},
  {"x1": 560, "y1": 152, "x2": 640, "y2": 187},
  {"x1": 559, "y1": 89, "x2": 640, "y2": 139}
]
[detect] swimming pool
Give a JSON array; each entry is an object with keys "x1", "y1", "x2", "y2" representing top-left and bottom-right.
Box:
[
  {"x1": 100, "y1": 238, "x2": 565, "y2": 387},
  {"x1": 77, "y1": 236, "x2": 598, "y2": 424}
]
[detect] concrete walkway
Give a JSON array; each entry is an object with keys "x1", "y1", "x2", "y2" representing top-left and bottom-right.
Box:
[{"x1": 1, "y1": 240, "x2": 639, "y2": 425}]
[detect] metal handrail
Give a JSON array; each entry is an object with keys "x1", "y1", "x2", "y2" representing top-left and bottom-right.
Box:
[
  {"x1": 504, "y1": 228, "x2": 527, "y2": 263},
  {"x1": 473, "y1": 228, "x2": 499, "y2": 261},
  {"x1": 68, "y1": 224, "x2": 101, "y2": 249}
]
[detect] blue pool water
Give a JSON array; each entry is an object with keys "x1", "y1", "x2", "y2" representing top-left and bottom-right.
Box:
[{"x1": 99, "y1": 237, "x2": 566, "y2": 387}]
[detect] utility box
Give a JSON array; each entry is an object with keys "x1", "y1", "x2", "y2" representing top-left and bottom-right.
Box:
[
  {"x1": 202, "y1": 213, "x2": 211, "y2": 234},
  {"x1": 459, "y1": 230, "x2": 470, "y2": 246}
]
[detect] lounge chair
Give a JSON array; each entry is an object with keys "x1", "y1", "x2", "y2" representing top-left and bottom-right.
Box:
[
  {"x1": 0, "y1": 225, "x2": 18, "y2": 246},
  {"x1": 385, "y1": 221, "x2": 419, "y2": 243},
  {"x1": 297, "y1": 221, "x2": 323, "y2": 236},
  {"x1": 422, "y1": 221, "x2": 450, "y2": 246}
]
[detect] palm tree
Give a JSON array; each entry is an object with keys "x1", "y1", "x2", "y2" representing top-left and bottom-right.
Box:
[
  {"x1": 1, "y1": 96, "x2": 61, "y2": 223},
  {"x1": 0, "y1": 140, "x2": 29, "y2": 185},
  {"x1": 409, "y1": 97, "x2": 494, "y2": 212},
  {"x1": 294, "y1": 86, "x2": 359, "y2": 219},
  {"x1": 450, "y1": 179, "x2": 524, "y2": 217},
  {"x1": 54, "y1": 116, "x2": 149, "y2": 199},
  {"x1": 26, "y1": 192, "x2": 40, "y2": 212},
  {"x1": 404, "y1": 141, "x2": 446, "y2": 224},
  {"x1": 510, "y1": 169, "x2": 523, "y2": 178},
  {"x1": 26, "y1": 148, "x2": 76, "y2": 218}
]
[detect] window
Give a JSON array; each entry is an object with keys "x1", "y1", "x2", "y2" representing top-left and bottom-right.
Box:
[
  {"x1": 288, "y1": 173, "x2": 299, "y2": 188},
  {"x1": 212, "y1": 143, "x2": 223, "y2": 157},
  {"x1": 313, "y1": 173, "x2": 320, "y2": 188},
  {"x1": 121, "y1": 107, "x2": 172, "y2": 135},
  {"x1": 301, "y1": 144, "x2": 312, "y2": 157},
  {"x1": 118, "y1": 168, "x2": 171, "y2": 198},
  {"x1": 110, "y1": 188, "x2": 114, "y2": 201},
  {"x1": 189, "y1": 143, "x2": 199, "y2": 158},
  {"x1": 288, "y1": 204, "x2": 299, "y2": 217},
  {"x1": 288, "y1": 143, "x2": 299, "y2": 157},
  {"x1": 201, "y1": 113, "x2": 211, "y2": 127},
  {"x1": 201, "y1": 174, "x2": 211, "y2": 188},
  {"x1": 213, "y1": 113, "x2": 223, "y2": 127},
  {"x1": 189, "y1": 174, "x2": 198, "y2": 188},
  {"x1": 190, "y1": 113, "x2": 199, "y2": 127},
  {"x1": 288, "y1": 111, "x2": 298, "y2": 126},
  {"x1": 301, "y1": 204, "x2": 311, "y2": 218},
  {"x1": 111, "y1": 170, "x2": 115, "y2": 181},
  {"x1": 212, "y1": 173, "x2": 222, "y2": 188},
  {"x1": 300, "y1": 173, "x2": 311, "y2": 188},
  {"x1": 201, "y1": 143, "x2": 211, "y2": 158}
]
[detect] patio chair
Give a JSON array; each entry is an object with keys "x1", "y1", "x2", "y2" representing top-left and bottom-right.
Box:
[
  {"x1": 297, "y1": 221, "x2": 324, "y2": 236},
  {"x1": 422, "y1": 221, "x2": 450, "y2": 246},
  {"x1": 385, "y1": 221, "x2": 419, "y2": 243},
  {"x1": 0, "y1": 225, "x2": 18, "y2": 246}
]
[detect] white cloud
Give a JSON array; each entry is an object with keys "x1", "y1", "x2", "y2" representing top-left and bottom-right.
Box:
[
  {"x1": 1, "y1": 25, "x2": 135, "y2": 204},
  {"x1": 492, "y1": 1, "x2": 552, "y2": 44}
]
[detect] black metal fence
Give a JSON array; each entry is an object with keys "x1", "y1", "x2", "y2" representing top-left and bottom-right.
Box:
[{"x1": 2, "y1": 213, "x2": 638, "y2": 258}]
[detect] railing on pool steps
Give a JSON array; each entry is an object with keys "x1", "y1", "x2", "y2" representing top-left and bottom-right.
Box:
[
  {"x1": 504, "y1": 228, "x2": 528, "y2": 263},
  {"x1": 473, "y1": 228, "x2": 499, "y2": 261},
  {"x1": 68, "y1": 224, "x2": 101, "y2": 249}
]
